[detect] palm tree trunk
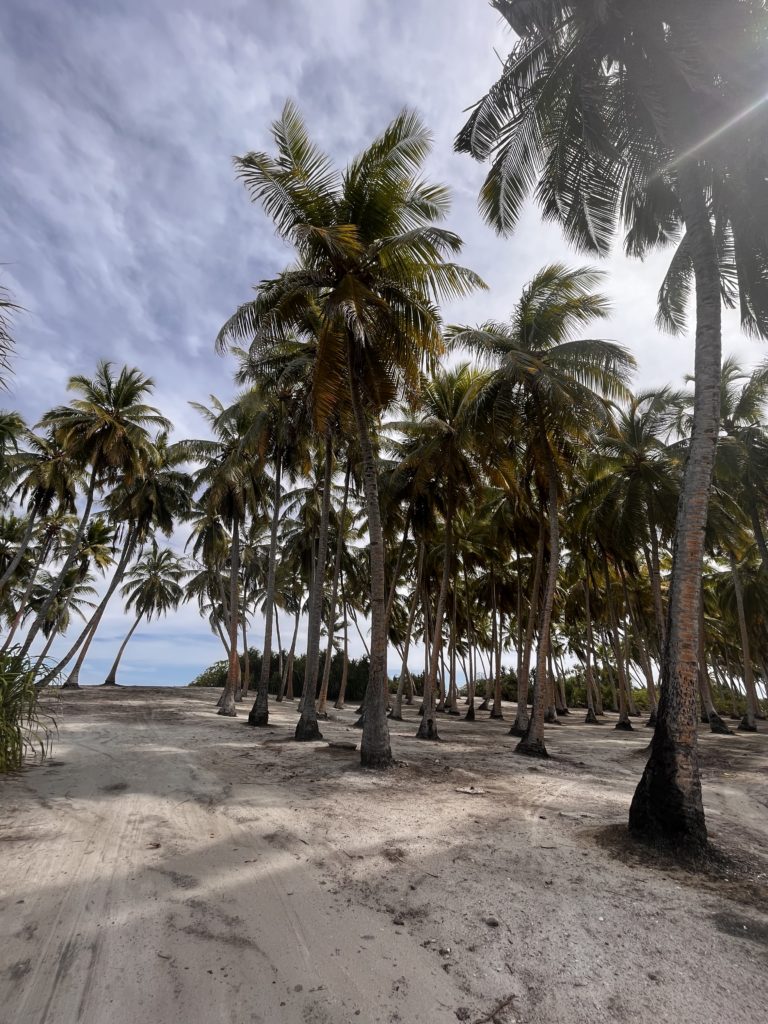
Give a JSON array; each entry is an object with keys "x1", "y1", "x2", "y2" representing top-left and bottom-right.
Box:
[
  {"x1": 239, "y1": 613, "x2": 250, "y2": 699},
  {"x1": 629, "y1": 165, "x2": 718, "y2": 852},
  {"x1": 219, "y1": 515, "x2": 240, "y2": 717},
  {"x1": 511, "y1": 518, "x2": 545, "y2": 736},
  {"x1": 296, "y1": 433, "x2": 332, "y2": 742},
  {"x1": 21, "y1": 467, "x2": 98, "y2": 656},
  {"x1": 250, "y1": 449, "x2": 282, "y2": 726},
  {"x1": 279, "y1": 608, "x2": 301, "y2": 701},
  {"x1": 603, "y1": 553, "x2": 633, "y2": 730},
  {"x1": 392, "y1": 548, "x2": 423, "y2": 721},
  {"x1": 104, "y1": 613, "x2": 142, "y2": 685},
  {"x1": 2, "y1": 534, "x2": 51, "y2": 654},
  {"x1": 729, "y1": 552, "x2": 759, "y2": 731},
  {"x1": 317, "y1": 461, "x2": 351, "y2": 716},
  {"x1": 516, "y1": 467, "x2": 558, "y2": 758},
  {"x1": 416, "y1": 507, "x2": 452, "y2": 741},
  {"x1": 49, "y1": 533, "x2": 138, "y2": 688},
  {"x1": 583, "y1": 579, "x2": 599, "y2": 724},
  {"x1": 0, "y1": 507, "x2": 37, "y2": 591},
  {"x1": 348, "y1": 369, "x2": 392, "y2": 768}
]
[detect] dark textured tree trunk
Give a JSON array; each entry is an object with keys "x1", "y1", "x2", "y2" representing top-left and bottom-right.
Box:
[
  {"x1": 630, "y1": 166, "x2": 717, "y2": 853},
  {"x1": 511, "y1": 521, "x2": 545, "y2": 735},
  {"x1": 104, "y1": 613, "x2": 142, "y2": 686},
  {"x1": 219, "y1": 515, "x2": 240, "y2": 717},
  {"x1": 517, "y1": 469, "x2": 558, "y2": 758},
  {"x1": 296, "y1": 434, "x2": 333, "y2": 742},
  {"x1": 583, "y1": 579, "x2": 600, "y2": 724},
  {"x1": 417, "y1": 508, "x2": 453, "y2": 741},
  {"x1": 250, "y1": 449, "x2": 282, "y2": 726}
]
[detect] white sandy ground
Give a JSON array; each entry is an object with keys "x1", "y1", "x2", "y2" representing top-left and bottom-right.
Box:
[{"x1": 1, "y1": 688, "x2": 767, "y2": 1024}]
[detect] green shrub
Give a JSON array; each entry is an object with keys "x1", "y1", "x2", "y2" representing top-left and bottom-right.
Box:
[{"x1": 0, "y1": 649, "x2": 57, "y2": 773}]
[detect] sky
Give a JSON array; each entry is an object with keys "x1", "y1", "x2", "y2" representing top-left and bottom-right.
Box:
[{"x1": 1, "y1": 0, "x2": 762, "y2": 686}]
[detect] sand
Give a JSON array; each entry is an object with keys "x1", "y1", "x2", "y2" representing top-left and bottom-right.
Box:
[{"x1": 1, "y1": 687, "x2": 767, "y2": 1024}]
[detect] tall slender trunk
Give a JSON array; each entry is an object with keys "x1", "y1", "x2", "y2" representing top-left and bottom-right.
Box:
[
  {"x1": 603, "y1": 552, "x2": 633, "y2": 730},
  {"x1": 583, "y1": 578, "x2": 599, "y2": 723},
  {"x1": 697, "y1": 599, "x2": 730, "y2": 733},
  {"x1": 392, "y1": 546, "x2": 423, "y2": 721},
  {"x1": 317, "y1": 461, "x2": 351, "y2": 716},
  {"x1": 296, "y1": 433, "x2": 333, "y2": 742},
  {"x1": 630, "y1": 165, "x2": 718, "y2": 852},
  {"x1": 417, "y1": 507, "x2": 452, "y2": 741},
  {"x1": 385, "y1": 504, "x2": 412, "y2": 629},
  {"x1": 517, "y1": 465, "x2": 558, "y2": 758},
  {"x1": 21, "y1": 467, "x2": 98, "y2": 656},
  {"x1": 0, "y1": 508, "x2": 38, "y2": 591},
  {"x1": 104, "y1": 612, "x2": 142, "y2": 685},
  {"x1": 511, "y1": 517, "x2": 545, "y2": 736},
  {"x1": 250, "y1": 448, "x2": 282, "y2": 726},
  {"x1": 348, "y1": 363, "x2": 392, "y2": 769},
  {"x1": 730, "y1": 552, "x2": 759, "y2": 731},
  {"x1": 240, "y1": 612, "x2": 250, "y2": 698},
  {"x1": 219, "y1": 515, "x2": 240, "y2": 717},
  {"x1": 279, "y1": 608, "x2": 300, "y2": 701}
]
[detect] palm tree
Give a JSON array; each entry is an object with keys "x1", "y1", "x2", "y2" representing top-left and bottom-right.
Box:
[
  {"x1": 0, "y1": 278, "x2": 19, "y2": 386},
  {"x1": 103, "y1": 542, "x2": 189, "y2": 685},
  {"x1": 183, "y1": 395, "x2": 264, "y2": 715},
  {"x1": 21, "y1": 363, "x2": 168, "y2": 656},
  {"x1": 458, "y1": 0, "x2": 768, "y2": 852},
  {"x1": 217, "y1": 103, "x2": 484, "y2": 767},
  {"x1": 451, "y1": 265, "x2": 634, "y2": 757}
]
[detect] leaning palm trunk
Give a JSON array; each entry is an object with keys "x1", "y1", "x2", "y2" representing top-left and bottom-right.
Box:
[
  {"x1": 250, "y1": 450, "x2": 282, "y2": 726},
  {"x1": 417, "y1": 507, "x2": 452, "y2": 741},
  {"x1": 296, "y1": 433, "x2": 333, "y2": 742},
  {"x1": 348, "y1": 375, "x2": 392, "y2": 769},
  {"x1": 317, "y1": 462, "x2": 350, "y2": 716},
  {"x1": 219, "y1": 515, "x2": 240, "y2": 717},
  {"x1": 21, "y1": 468, "x2": 98, "y2": 656},
  {"x1": 511, "y1": 519, "x2": 545, "y2": 736},
  {"x1": 2, "y1": 535, "x2": 51, "y2": 655},
  {"x1": 0, "y1": 508, "x2": 38, "y2": 591},
  {"x1": 104, "y1": 613, "x2": 142, "y2": 685},
  {"x1": 333, "y1": 590, "x2": 349, "y2": 709},
  {"x1": 729, "y1": 553, "x2": 759, "y2": 731},
  {"x1": 50, "y1": 535, "x2": 137, "y2": 689},
  {"x1": 630, "y1": 167, "x2": 718, "y2": 852},
  {"x1": 517, "y1": 471, "x2": 558, "y2": 758}
]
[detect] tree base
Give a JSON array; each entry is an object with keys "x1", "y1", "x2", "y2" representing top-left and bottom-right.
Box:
[
  {"x1": 360, "y1": 746, "x2": 394, "y2": 769},
  {"x1": 101, "y1": 680, "x2": 117, "y2": 687},
  {"x1": 416, "y1": 717, "x2": 440, "y2": 740},
  {"x1": 333, "y1": 702, "x2": 345, "y2": 710},
  {"x1": 556, "y1": 707, "x2": 570, "y2": 716},
  {"x1": 353, "y1": 713, "x2": 365, "y2": 729},
  {"x1": 489, "y1": 708, "x2": 504, "y2": 720},
  {"x1": 514, "y1": 736, "x2": 549, "y2": 758},
  {"x1": 477, "y1": 698, "x2": 490, "y2": 711},
  {"x1": 217, "y1": 705, "x2": 237, "y2": 717},
  {"x1": 248, "y1": 710, "x2": 269, "y2": 727},
  {"x1": 584, "y1": 708, "x2": 600, "y2": 724},
  {"x1": 738, "y1": 717, "x2": 757, "y2": 732},
  {"x1": 448, "y1": 708, "x2": 461, "y2": 716},
  {"x1": 615, "y1": 720, "x2": 634, "y2": 731},
  {"x1": 645, "y1": 710, "x2": 657, "y2": 727},
  {"x1": 708, "y1": 711, "x2": 732, "y2": 735},
  {"x1": 62, "y1": 680, "x2": 81, "y2": 690},
  {"x1": 295, "y1": 717, "x2": 323, "y2": 742},
  {"x1": 389, "y1": 710, "x2": 402, "y2": 721},
  {"x1": 417, "y1": 704, "x2": 425, "y2": 716},
  {"x1": 464, "y1": 704, "x2": 475, "y2": 722}
]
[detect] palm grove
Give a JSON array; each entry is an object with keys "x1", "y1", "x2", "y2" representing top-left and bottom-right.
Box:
[{"x1": 1, "y1": 1, "x2": 767, "y2": 856}]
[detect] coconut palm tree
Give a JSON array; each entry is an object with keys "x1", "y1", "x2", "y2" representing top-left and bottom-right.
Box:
[
  {"x1": 217, "y1": 103, "x2": 484, "y2": 766},
  {"x1": 458, "y1": 0, "x2": 768, "y2": 852},
  {"x1": 451, "y1": 265, "x2": 634, "y2": 757},
  {"x1": 21, "y1": 363, "x2": 168, "y2": 656},
  {"x1": 103, "y1": 542, "x2": 189, "y2": 685}
]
